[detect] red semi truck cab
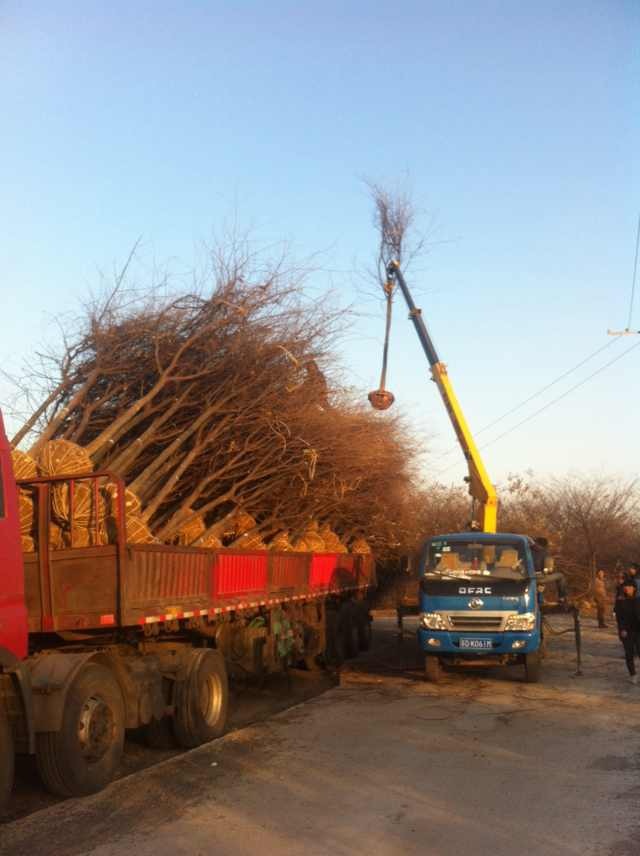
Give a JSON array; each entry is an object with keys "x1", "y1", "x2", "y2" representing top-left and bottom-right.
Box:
[{"x1": 0, "y1": 413, "x2": 28, "y2": 662}]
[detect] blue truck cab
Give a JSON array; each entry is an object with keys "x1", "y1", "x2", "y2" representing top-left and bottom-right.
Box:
[{"x1": 418, "y1": 532, "x2": 546, "y2": 683}]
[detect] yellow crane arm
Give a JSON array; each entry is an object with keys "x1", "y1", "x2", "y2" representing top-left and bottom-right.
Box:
[{"x1": 386, "y1": 260, "x2": 498, "y2": 533}]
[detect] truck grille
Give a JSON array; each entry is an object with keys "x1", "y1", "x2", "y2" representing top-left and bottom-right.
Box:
[{"x1": 448, "y1": 615, "x2": 504, "y2": 632}]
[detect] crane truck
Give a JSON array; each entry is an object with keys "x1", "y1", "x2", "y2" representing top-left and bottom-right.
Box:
[
  {"x1": 380, "y1": 261, "x2": 565, "y2": 684},
  {"x1": 0, "y1": 412, "x2": 374, "y2": 812}
]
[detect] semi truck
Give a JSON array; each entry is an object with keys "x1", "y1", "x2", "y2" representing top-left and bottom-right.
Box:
[{"x1": 0, "y1": 413, "x2": 374, "y2": 811}]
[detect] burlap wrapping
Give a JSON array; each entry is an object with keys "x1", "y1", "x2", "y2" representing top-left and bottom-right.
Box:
[
  {"x1": 350, "y1": 537, "x2": 372, "y2": 554},
  {"x1": 293, "y1": 522, "x2": 326, "y2": 552},
  {"x1": 269, "y1": 531, "x2": 294, "y2": 551},
  {"x1": 11, "y1": 449, "x2": 39, "y2": 479},
  {"x1": 103, "y1": 483, "x2": 142, "y2": 516},
  {"x1": 198, "y1": 532, "x2": 222, "y2": 549},
  {"x1": 18, "y1": 490, "x2": 35, "y2": 537},
  {"x1": 235, "y1": 531, "x2": 267, "y2": 550},
  {"x1": 222, "y1": 509, "x2": 266, "y2": 549},
  {"x1": 50, "y1": 521, "x2": 67, "y2": 550},
  {"x1": 124, "y1": 515, "x2": 157, "y2": 544},
  {"x1": 100, "y1": 482, "x2": 155, "y2": 544},
  {"x1": 38, "y1": 440, "x2": 92, "y2": 476},
  {"x1": 38, "y1": 441, "x2": 101, "y2": 538},
  {"x1": 230, "y1": 510, "x2": 256, "y2": 537},
  {"x1": 175, "y1": 509, "x2": 206, "y2": 546},
  {"x1": 12, "y1": 452, "x2": 39, "y2": 542},
  {"x1": 319, "y1": 524, "x2": 347, "y2": 553},
  {"x1": 21, "y1": 535, "x2": 35, "y2": 552}
]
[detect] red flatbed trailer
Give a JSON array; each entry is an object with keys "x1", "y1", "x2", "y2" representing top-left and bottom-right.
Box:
[{"x1": 0, "y1": 415, "x2": 374, "y2": 809}]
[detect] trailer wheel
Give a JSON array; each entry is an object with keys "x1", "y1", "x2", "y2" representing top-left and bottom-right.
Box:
[
  {"x1": 173, "y1": 649, "x2": 228, "y2": 749},
  {"x1": 524, "y1": 651, "x2": 541, "y2": 683},
  {"x1": 325, "y1": 608, "x2": 344, "y2": 667},
  {"x1": 0, "y1": 703, "x2": 14, "y2": 814},
  {"x1": 36, "y1": 662, "x2": 125, "y2": 797},
  {"x1": 424, "y1": 655, "x2": 441, "y2": 683}
]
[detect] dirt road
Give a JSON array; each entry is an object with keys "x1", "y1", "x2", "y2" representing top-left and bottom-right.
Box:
[{"x1": 1, "y1": 616, "x2": 637, "y2": 856}]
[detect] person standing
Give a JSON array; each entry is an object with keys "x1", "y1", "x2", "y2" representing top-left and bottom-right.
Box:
[
  {"x1": 614, "y1": 580, "x2": 640, "y2": 683},
  {"x1": 594, "y1": 569, "x2": 608, "y2": 628}
]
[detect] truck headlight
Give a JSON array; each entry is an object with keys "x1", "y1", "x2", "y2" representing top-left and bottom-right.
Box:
[
  {"x1": 419, "y1": 612, "x2": 448, "y2": 630},
  {"x1": 504, "y1": 612, "x2": 536, "y2": 631}
]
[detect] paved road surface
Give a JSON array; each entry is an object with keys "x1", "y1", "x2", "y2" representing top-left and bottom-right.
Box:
[{"x1": 1, "y1": 616, "x2": 637, "y2": 856}]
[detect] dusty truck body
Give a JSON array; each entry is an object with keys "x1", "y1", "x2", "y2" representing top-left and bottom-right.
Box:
[{"x1": 0, "y1": 415, "x2": 374, "y2": 809}]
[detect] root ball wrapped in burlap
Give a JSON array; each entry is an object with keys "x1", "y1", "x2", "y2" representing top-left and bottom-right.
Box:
[
  {"x1": 38, "y1": 441, "x2": 101, "y2": 538},
  {"x1": 102, "y1": 482, "x2": 156, "y2": 544},
  {"x1": 21, "y1": 535, "x2": 35, "y2": 552},
  {"x1": 318, "y1": 524, "x2": 347, "y2": 553},
  {"x1": 37, "y1": 440, "x2": 93, "y2": 477},
  {"x1": 269, "y1": 531, "x2": 294, "y2": 551},
  {"x1": 198, "y1": 533, "x2": 223, "y2": 549},
  {"x1": 11, "y1": 449, "x2": 39, "y2": 480},
  {"x1": 174, "y1": 509, "x2": 207, "y2": 546},
  {"x1": 293, "y1": 521, "x2": 326, "y2": 552},
  {"x1": 350, "y1": 537, "x2": 371, "y2": 554}
]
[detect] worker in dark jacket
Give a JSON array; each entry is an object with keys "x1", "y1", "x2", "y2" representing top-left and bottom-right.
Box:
[{"x1": 614, "y1": 581, "x2": 640, "y2": 683}]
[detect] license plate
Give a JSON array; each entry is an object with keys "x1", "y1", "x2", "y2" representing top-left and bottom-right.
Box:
[{"x1": 460, "y1": 638, "x2": 492, "y2": 650}]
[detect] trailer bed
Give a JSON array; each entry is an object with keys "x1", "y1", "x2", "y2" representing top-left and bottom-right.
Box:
[{"x1": 23, "y1": 543, "x2": 375, "y2": 634}]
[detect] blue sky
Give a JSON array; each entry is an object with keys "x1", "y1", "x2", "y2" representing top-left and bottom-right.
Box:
[{"x1": 1, "y1": 1, "x2": 638, "y2": 488}]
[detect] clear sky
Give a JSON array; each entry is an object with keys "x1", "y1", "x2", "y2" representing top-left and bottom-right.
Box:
[{"x1": 1, "y1": 1, "x2": 638, "y2": 489}]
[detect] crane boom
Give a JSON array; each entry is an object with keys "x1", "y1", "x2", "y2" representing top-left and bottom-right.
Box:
[{"x1": 386, "y1": 260, "x2": 498, "y2": 533}]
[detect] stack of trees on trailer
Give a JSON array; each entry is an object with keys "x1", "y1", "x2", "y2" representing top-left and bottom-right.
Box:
[{"x1": 9, "y1": 242, "x2": 420, "y2": 557}]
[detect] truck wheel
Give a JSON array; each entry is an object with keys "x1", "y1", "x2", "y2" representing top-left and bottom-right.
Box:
[
  {"x1": 36, "y1": 662, "x2": 125, "y2": 797},
  {"x1": 524, "y1": 652, "x2": 541, "y2": 683},
  {"x1": 0, "y1": 703, "x2": 14, "y2": 814},
  {"x1": 325, "y1": 608, "x2": 344, "y2": 667},
  {"x1": 173, "y1": 649, "x2": 228, "y2": 749},
  {"x1": 355, "y1": 603, "x2": 372, "y2": 652},
  {"x1": 424, "y1": 655, "x2": 441, "y2": 683}
]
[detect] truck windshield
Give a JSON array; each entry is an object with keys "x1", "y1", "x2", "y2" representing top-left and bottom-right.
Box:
[{"x1": 425, "y1": 540, "x2": 528, "y2": 580}]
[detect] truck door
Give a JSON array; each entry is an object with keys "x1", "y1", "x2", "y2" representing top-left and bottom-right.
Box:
[{"x1": 0, "y1": 414, "x2": 28, "y2": 661}]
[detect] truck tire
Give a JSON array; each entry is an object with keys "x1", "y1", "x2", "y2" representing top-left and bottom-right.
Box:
[
  {"x1": 524, "y1": 651, "x2": 541, "y2": 683},
  {"x1": 325, "y1": 608, "x2": 344, "y2": 667},
  {"x1": 173, "y1": 649, "x2": 228, "y2": 749},
  {"x1": 424, "y1": 655, "x2": 441, "y2": 683},
  {"x1": 36, "y1": 662, "x2": 125, "y2": 797},
  {"x1": 0, "y1": 703, "x2": 14, "y2": 814}
]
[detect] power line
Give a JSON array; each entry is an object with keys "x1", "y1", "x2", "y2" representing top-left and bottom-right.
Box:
[
  {"x1": 433, "y1": 337, "x2": 640, "y2": 478},
  {"x1": 474, "y1": 338, "x2": 618, "y2": 437},
  {"x1": 479, "y1": 338, "x2": 640, "y2": 450},
  {"x1": 433, "y1": 337, "x2": 619, "y2": 463}
]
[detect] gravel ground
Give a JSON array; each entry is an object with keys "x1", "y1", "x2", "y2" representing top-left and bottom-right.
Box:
[{"x1": 1, "y1": 615, "x2": 637, "y2": 856}]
